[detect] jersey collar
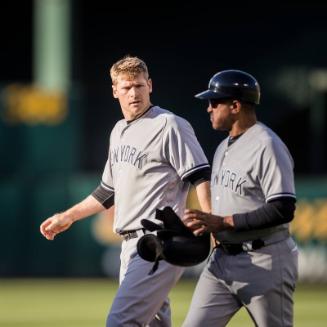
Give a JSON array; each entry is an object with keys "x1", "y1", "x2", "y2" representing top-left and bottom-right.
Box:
[{"x1": 126, "y1": 105, "x2": 155, "y2": 124}]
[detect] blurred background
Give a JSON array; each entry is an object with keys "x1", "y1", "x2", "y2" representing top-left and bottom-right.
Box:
[
  {"x1": 1, "y1": 0, "x2": 327, "y2": 283},
  {"x1": 1, "y1": 1, "x2": 327, "y2": 326}
]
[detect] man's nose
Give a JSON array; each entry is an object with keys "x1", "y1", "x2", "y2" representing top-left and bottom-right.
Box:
[{"x1": 129, "y1": 87, "x2": 137, "y2": 96}]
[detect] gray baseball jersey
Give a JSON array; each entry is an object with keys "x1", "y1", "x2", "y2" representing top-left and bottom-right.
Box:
[
  {"x1": 100, "y1": 105, "x2": 209, "y2": 233},
  {"x1": 211, "y1": 122, "x2": 296, "y2": 242}
]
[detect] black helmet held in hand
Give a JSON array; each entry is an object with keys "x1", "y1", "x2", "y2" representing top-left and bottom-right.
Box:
[
  {"x1": 137, "y1": 207, "x2": 210, "y2": 274},
  {"x1": 195, "y1": 69, "x2": 260, "y2": 105}
]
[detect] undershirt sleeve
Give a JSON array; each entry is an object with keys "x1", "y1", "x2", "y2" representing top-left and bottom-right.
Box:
[
  {"x1": 232, "y1": 197, "x2": 296, "y2": 231},
  {"x1": 92, "y1": 184, "x2": 115, "y2": 209}
]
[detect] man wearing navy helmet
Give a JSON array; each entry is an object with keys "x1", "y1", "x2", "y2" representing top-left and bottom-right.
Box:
[{"x1": 182, "y1": 70, "x2": 298, "y2": 327}]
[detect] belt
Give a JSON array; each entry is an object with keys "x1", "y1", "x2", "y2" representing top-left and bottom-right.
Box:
[
  {"x1": 216, "y1": 230, "x2": 289, "y2": 255},
  {"x1": 218, "y1": 239, "x2": 264, "y2": 255},
  {"x1": 119, "y1": 228, "x2": 146, "y2": 241}
]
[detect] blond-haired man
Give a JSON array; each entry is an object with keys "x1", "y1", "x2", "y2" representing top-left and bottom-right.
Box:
[{"x1": 40, "y1": 56, "x2": 211, "y2": 326}]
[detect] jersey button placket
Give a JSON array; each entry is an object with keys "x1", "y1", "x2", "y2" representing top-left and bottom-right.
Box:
[
  {"x1": 222, "y1": 150, "x2": 228, "y2": 166},
  {"x1": 117, "y1": 126, "x2": 126, "y2": 179}
]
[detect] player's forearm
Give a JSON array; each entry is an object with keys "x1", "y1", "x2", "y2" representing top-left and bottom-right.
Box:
[
  {"x1": 194, "y1": 181, "x2": 211, "y2": 213},
  {"x1": 64, "y1": 195, "x2": 106, "y2": 223},
  {"x1": 232, "y1": 197, "x2": 295, "y2": 231}
]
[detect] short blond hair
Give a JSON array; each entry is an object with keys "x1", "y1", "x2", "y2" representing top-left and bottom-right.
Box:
[{"x1": 110, "y1": 55, "x2": 149, "y2": 84}]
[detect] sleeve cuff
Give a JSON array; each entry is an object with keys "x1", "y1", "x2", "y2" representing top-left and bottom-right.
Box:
[
  {"x1": 182, "y1": 165, "x2": 211, "y2": 184},
  {"x1": 92, "y1": 184, "x2": 115, "y2": 209}
]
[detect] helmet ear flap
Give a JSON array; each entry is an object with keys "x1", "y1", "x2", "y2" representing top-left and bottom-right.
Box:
[
  {"x1": 137, "y1": 234, "x2": 165, "y2": 275},
  {"x1": 137, "y1": 234, "x2": 164, "y2": 262}
]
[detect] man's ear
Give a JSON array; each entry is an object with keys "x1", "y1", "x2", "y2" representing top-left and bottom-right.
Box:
[
  {"x1": 148, "y1": 78, "x2": 153, "y2": 94},
  {"x1": 230, "y1": 100, "x2": 241, "y2": 113},
  {"x1": 112, "y1": 85, "x2": 118, "y2": 98}
]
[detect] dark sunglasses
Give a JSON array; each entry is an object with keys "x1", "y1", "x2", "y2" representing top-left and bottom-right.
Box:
[
  {"x1": 208, "y1": 99, "x2": 220, "y2": 107},
  {"x1": 209, "y1": 98, "x2": 233, "y2": 107}
]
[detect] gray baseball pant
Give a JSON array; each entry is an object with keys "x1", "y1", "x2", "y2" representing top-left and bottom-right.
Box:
[
  {"x1": 182, "y1": 237, "x2": 298, "y2": 327},
  {"x1": 106, "y1": 236, "x2": 184, "y2": 327}
]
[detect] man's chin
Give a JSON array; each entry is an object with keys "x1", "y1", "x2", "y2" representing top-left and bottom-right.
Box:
[
  {"x1": 212, "y1": 124, "x2": 226, "y2": 131},
  {"x1": 130, "y1": 102, "x2": 146, "y2": 110},
  {"x1": 212, "y1": 123, "x2": 220, "y2": 130}
]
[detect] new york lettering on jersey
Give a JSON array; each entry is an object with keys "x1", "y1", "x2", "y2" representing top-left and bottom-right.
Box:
[
  {"x1": 213, "y1": 169, "x2": 247, "y2": 196},
  {"x1": 111, "y1": 145, "x2": 148, "y2": 169}
]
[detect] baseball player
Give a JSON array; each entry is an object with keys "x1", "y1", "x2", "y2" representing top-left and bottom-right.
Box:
[
  {"x1": 40, "y1": 55, "x2": 211, "y2": 327},
  {"x1": 182, "y1": 70, "x2": 298, "y2": 327}
]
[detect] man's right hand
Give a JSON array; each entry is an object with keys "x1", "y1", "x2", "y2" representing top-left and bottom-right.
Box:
[
  {"x1": 40, "y1": 213, "x2": 74, "y2": 240},
  {"x1": 182, "y1": 209, "x2": 234, "y2": 236}
]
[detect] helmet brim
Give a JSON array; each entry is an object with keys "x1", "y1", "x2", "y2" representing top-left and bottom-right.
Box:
[{"x1": 195, "y1": 89, "x2": 230, "y2": 100}]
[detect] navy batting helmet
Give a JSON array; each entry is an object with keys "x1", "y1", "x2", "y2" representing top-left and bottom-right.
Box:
[
  {"x1": 137, "y1": 207, "x2": 210, "y2": 274},
  {"x1": 195, "y1": 69, "x2": 260, "y2": 105}
]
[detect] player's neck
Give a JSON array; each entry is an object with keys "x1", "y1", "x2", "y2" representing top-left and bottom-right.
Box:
[
  {"x1": 229, "y1": 115, "x2": 257, "y2": 137},
  {"x1": 123, "y1": 104, "x2": 153, "y2": 122}
]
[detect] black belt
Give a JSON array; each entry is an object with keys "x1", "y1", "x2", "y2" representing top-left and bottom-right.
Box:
[
  {"x1": 218, "y1": 239, "x2": 265, "y2": 255},
  {"x1": 215, "y1": 230, "x2": 290, "y2": 255},
  {"x1": 119, "y1": 228, "x2": 146, "y2": 241}
]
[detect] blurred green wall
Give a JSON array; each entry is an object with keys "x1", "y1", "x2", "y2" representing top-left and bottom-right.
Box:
[{"x1": 0, "y1": 85, "x2": 106, "y2": 276}]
